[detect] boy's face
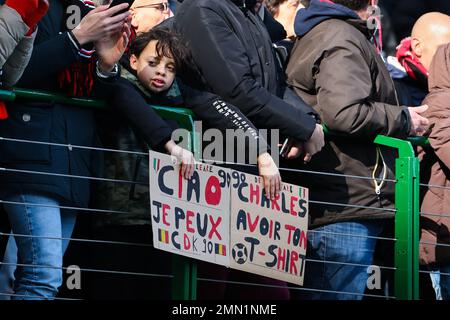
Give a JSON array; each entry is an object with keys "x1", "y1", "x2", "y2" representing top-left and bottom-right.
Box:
[
  {"x1": 130, "y1": 0, "x2": 173, "y2": 34},
  {"x1": 130, "y1": 40, "x2": 176, "y2": 93}
]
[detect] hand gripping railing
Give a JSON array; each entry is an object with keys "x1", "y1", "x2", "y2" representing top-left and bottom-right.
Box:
[
  {"x1": 375, "y1": 135, "x2": 420, "y2": 300},
  {"x1": 0, "y1": 87, "x2": 197, "y2": 300}
]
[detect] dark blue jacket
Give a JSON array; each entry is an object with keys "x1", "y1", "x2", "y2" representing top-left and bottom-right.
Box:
[
  {"x1": 394, "y1": 76, "x2": 428, "y2": 107},
  {"x1": 0, "y1": 0, "x2": 100, "y2": 207},
  {"x1": 294, "y1": 0, "x2": 360, "y2": 36}
]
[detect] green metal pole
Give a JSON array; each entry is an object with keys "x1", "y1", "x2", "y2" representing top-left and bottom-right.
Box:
[
  {"x1": 172, "y1": 257, "x2": 198, "y2": 300},
  {"x1": 167, "y1": 110, "x2": 198, "y2": 301},
  {"x1": 190, "y1": 261, "x2": 197, "y2": 300},
  {"x1": 375, "y1": 135, "x2": 420, "y2": 300},
  {"x1": 412, "y1": 156, "x2": 420, "y2": 298},
  {"x1": 0, "y1": 89, "x2": 16, "y2": 102},
  {"x1": 407, "y1": 136, "x2": 429, "y2": 147},
  {"x1": 170, "y1": 119, "x2": 199, "y2": 300},
  {"x1": 171, "y1": 256, "x2": 197, "y2": 300}
]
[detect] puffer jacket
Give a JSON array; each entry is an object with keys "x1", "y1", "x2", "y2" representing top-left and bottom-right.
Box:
[
  {"x1": 286, "y1": 0, "x2": 411, "y2": 227},
  {"x1": 419, "y1": 43, "x2": 450, "y2": 267}
]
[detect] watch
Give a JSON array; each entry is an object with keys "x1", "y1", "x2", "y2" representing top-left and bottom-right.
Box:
[{"x1": 96, "y1": 61, "x2": 119, "y2": 79}]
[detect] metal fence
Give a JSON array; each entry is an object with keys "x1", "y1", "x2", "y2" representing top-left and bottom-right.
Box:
[{"x1": 0, "y1": 88, "x2": 423, "y2": 300}]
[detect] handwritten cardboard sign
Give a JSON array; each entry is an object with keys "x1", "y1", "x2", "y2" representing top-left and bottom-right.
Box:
[
  {"x1": 149, "y1": 151, "x2": 309, "y2": 285},
  {"x1": 229, "y1": 172, "x2": 308, "y2": 286},
  {"x1": 149, "y1": 151, "x2": 230, "y2": 267}
]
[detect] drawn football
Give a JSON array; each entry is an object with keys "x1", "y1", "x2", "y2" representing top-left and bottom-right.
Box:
[{"x1": 232, "y1": 243, "x2": 248, "y2": 265}]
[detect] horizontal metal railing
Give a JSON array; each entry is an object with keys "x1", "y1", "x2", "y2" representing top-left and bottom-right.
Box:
[{"x1": 0, "y1": 88, "x2": 422, "y2": 300}]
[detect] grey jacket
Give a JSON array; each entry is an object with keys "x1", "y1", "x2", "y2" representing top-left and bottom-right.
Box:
[{"x1": 0, "y1": 5, "x2": 36, "y2": 87}]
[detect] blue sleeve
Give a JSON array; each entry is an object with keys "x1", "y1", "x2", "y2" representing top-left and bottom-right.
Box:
[{"x1": 17, "y1": 32, "x2": 79, "y2": 88}]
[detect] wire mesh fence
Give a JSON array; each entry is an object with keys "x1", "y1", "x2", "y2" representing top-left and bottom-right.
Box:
[
  {"x1": 0, "y1": 135, "x2": 399, "y2": 300},
  {"x1": 0, "y1": 88, "x2": 424, "y2": 300}
]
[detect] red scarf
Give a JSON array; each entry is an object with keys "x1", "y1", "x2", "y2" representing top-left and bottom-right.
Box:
[
  {"x1": 57, "y1": 0, "x2": 97, "y2": 98},
  {"x1": 0, "y1": 101, "x2": 7, "y2": 120},
  {"x1": 125, "y1": 27, "x2": 137, "y2": 54},
  {"x1": 0, "y1": 68, "x2": 6, "y2": 119}
]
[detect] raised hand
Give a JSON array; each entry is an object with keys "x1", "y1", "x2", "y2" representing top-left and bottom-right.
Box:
[
  {"x1": 71, "y1": 4, "x2": 130, "y2": 46},
  {"x1": 96, "y1": 18, "x2": 132, "y2": 72}
]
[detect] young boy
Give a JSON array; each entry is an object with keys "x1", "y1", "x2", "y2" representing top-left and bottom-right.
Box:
[
  {"x1": 96, "y1": 27, "x2": 282, "y2": 195},
  {"x1": 93, "y1": 26, "x2": 284, "y2": 300}
]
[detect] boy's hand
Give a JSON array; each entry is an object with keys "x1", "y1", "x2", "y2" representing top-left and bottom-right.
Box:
[
  {"x1": 165, "y1": 140, "x2": 195, "y2": 180},
  {"x1": 258, "y1": 152, "x2": 282, "y2": 200}
]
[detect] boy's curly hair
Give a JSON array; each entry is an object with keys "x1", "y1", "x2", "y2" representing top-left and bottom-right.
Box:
[{"x1": 129, "y1": 28, "x2": 190, "y2": 73}]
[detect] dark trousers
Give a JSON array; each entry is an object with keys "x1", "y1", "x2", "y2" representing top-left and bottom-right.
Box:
[
  {"x1": 197, "y1": 262, "x2": 290, "y2": 300},
  {"x1": 87, "y1": 225, "x2": 172, "y2": 300}
]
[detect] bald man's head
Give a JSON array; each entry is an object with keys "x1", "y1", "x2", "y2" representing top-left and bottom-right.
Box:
[{"x1": 411, "y1": 12, "x2": 450, "y2": 71}]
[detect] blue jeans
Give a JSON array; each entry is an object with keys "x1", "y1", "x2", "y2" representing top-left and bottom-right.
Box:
[
  {"x1": 0, "y1": 236, "x2": 17, "y2": 300},
  {"x1": 297, "y1": 221, "x2": 386, "y2": 300},
  {"x1": 1, "y1": 193, "x2": 76, "y2": 300},
  {"x1": 429, "y1": 266, "x2": 450, "y2": 300},
  {"x1": 441, "y1": 266, "x2": 450, "y2": 300}
]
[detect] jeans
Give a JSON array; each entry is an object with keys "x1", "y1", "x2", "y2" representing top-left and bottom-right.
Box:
[
  {"x1": 0, "y1": 236, "x2": 16, "y2": 300},
  {"x1": 295, "y1": 220, "x2": 386, "y2": 300},
  {"x1": 441, "y1": 266, "x2": 450, "y2": 300},
  {"x1": 1, "y1": 192, "x2": 77, "y2": 300},
  {"x1": 429, "y1": 266, "x2": 450, "y2": 300}
]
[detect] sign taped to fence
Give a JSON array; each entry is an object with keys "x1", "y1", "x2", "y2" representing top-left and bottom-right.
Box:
[
  {"x1": 149, "y1": 151, "x2": 230, "y2": 267},
  {"x1": 229, "y1": 172, "x2": 309, "y2": 286}
]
